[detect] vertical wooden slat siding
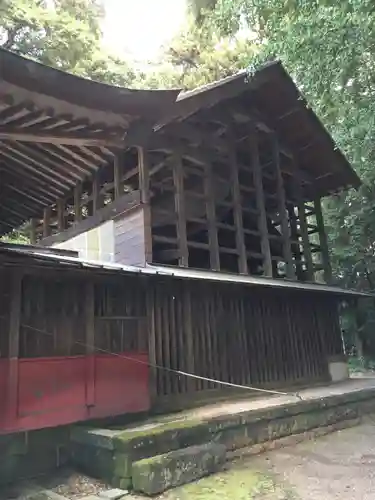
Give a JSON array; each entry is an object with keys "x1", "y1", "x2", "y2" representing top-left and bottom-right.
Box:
[
  {"x1": 183, "y1": 285, "x2": 196, "y2": 392},
  {"x1": 173, "y1": 153, "x2": 189, "y2": 266},
  {"x1": 147, "y1": 286, "x2": 157, "y2": 402},
  {"x1": 204, "y1": 161, "x2": 220, "y2": 270},
  {"x1": 314, "y1": 197, "x2": 333, "y2": 283},
  {"x1": 162, "y1": 292, "x2": 172, "y2": 395},
  {"x1": 273, "y1": 135, "x2": 295, "y2": 279},
  {"x1": 6, "y1": 272, "x2": 22, "y2": 423},
  {"x1": 8, "y1": 265, "x2": 342, "y2": 407},
  {"x1": 229, "y1": 138, "x2": 248, "y2": 274},
  {"x1": 250, "y1": 131, "x2": 273, "y2": 277},
  {"x1": 85, "y1": 281, "x2": 95, "y2": 406}
]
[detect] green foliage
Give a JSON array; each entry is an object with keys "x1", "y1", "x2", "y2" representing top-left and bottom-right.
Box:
[{"x1": 0, "y1": 0, "x2": 137, "y2": 85}]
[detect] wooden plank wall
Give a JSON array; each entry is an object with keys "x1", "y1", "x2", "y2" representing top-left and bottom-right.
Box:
[
  {"x1": 114, "y1": 206, "x2": 148, "y2": 266},
  {"x1": 148, "y1": 280, "x2": 338, "y2": 401},
  {"x1": 1, "y1": 264, "x2": 342, "y2": 408}
]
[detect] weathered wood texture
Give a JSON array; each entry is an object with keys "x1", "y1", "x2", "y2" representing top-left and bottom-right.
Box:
[
  {"x1": 114, "y1": 207, "x2": 148, "y2": 266},
  {"x1": 149, "y1": 126, "x2": 331, "y2": 283},
  {"x1": 0, "y1": 262, "x2": 341, "y2": 408}
]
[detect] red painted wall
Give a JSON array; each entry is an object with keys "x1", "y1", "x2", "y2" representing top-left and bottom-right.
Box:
[{"x1": 0, "y1": 353, "x2": 149, "y2": 434}]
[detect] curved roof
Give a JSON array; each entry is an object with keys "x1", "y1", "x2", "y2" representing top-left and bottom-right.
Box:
[{"x1": 0, "y1": 48, "x2": 180, "y2": 233}]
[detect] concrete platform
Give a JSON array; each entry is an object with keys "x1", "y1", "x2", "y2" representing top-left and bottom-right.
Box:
[{"x1": 69, "y1": 378, "x2": 375, "y2": 494}]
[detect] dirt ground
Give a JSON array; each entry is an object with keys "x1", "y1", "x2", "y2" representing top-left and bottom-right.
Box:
[{"x1": 157, "y1": 418, "x2": 375, "y2": 500}]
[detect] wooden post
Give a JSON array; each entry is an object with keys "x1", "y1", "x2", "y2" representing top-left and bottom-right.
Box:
[
  {"x1": 229, "y1": 137, "x2": 247, "y2": 274},
  {"x1": 6, "y1": 272, "x2": 22, "y2": 425},
  {"x1": 204, "y1": 162, "x2": 220, "y2": 271},
  {"x1": 138, "y1": 146, "x2": 152, "y2": 263},
  {"x1": 173, "y1": 152, "x2": 189, "y2": 266},
  {"x1": 314, "y1": 196, "x2": 332, "y2": 284},
  {"x1": 57, "y1": 198, "x2": 65, "y2": 231},
  {"x1": 288, "y1": 206, "x2": 303, "y2": 279},
  {"x1": 294, "y1": 181, "x2": 314, "y2": 281},
  {"x1": 92, "y1": 173, "x2": 102, "y2": 213},
  {"x1": 74, "y1": 182, "x2": 82, "y2": 223},
  {"x1": 29, "y1": 218, "x2": 37, "y2": 244},
  {"x1": 43, "y1": 206, "x2": 51, "y2": 238},
  {"x1": 273, "y1": 135, "x2": 295, "y2": 279},
  {"x1": 250, "y1": 130, "x2": 272, "y2": 277},
  {"x1": 114, "y1": 153, "x2": 122, "y2": 199},
  {"x1": 85, "y1": 280, "x2": 95, "y2": 410}
]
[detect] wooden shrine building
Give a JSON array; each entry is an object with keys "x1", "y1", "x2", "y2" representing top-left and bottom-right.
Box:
[{"x1": 0, "y1": 48, "x2": 367, "y2": 434}]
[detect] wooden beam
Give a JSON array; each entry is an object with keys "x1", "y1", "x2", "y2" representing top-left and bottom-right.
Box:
[
  {"x1": 29, "y1": 218, "x2": 37, "y2": 244},
  {"x1": 229, "y1": 136, "x2": 247, "y2": 274},
  {"x1": 138, "y1": 146, "x2": 150, "y2": 204},
  {"x1": 92, "y1": 173, "x2": 102, "y2": 213},
  {"x1": 138, "y1": 146, "x2": 152, "y2": 263},
  {"x1": 273, "y1": 134, "x2": 295, "y2": 280},
  {"x1": 57, "y1": 198, "x2": 65, "y2": 231},
  {"x1": 74, "y1": 183, "x2": 82, "y2": 223},
  {"x1": 43, "y1": 206, "x2": 51, "y2": 238},
  {"x1": 6, "y1": 272, "x2": 22, "y2": 424},
  {"x1": 114, "y1": 152, "x2": 122, "y2": 199},
  {"x1": 0, "y1": 127, "x2": 124, "y2": 148},
  {"x1": 314, "y1": 197, "x2": 332, "y2": 284},
  {"x1": 204, "y1": 161, "x2": 220, "y2": 271},
  {"x1": 250, "y1": 130, "x2": 273, "y2": 277},
  {"x1": 172, "y1": 152, "x2": 189, "y2": 266}
]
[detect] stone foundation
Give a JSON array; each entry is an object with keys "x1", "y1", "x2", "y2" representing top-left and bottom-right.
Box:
[
  {"x1": 0, "y1": 427, "x2": 69, "y2": 486},
  {"x1": 69, "y1": 387, "x2": 375, "y2": 493}
]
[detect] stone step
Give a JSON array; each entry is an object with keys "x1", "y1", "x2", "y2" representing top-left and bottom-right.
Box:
[
  {"x1": 132, "y1": 442, "x2": 226, "y2": 496},
  {"x1": 69, "y1": 388, "x2": 375, "y2": 491}
]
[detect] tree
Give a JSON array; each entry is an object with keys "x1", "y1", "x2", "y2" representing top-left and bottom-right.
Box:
[{"x1": 0, "y1": 0, "x2": 138, "y2": 85}]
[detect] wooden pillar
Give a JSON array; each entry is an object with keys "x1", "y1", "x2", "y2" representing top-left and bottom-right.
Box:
[
  {"x1": 42, "y1": 206, "x2": 51, "y2": 238},
  {"x1": 288, "y1": 206, "x2": 303, "y2": 279},
  {"x1": 57, "y1": 198, "x2": 65, "y2": 231},
  {"x1": 314, "y1": 196, "x2": 332, "y2": 284},
  {"x1": 29, "y1": 218, "x2": 37, "y2": 244},
  {"x1": 92, "y1": 173, "x2": 102, "y2": 213},
  {"x1": 147, "y1": 286, "x2": 157, "y2": 403},
  {"x1": 250, "y1": 131, "x2": 272, "y2": 277},
  {"x1": 229, "y1": 137, "x2": 247, "y2": 274},
  {"x1": 273, "y1": 135, "x2": 295, "y2": 279},
  {"x1": 74, "y1": 182, "x2": 82, "y2": 223},
  {"x1": 85, "y1": 280, "x2": 95, "y2": 409},
  {"x1": 138, "y1": 146, "x2": 153, "y2": 263},
  {"x1": 294, "y1": 180, "x2": 314, "y2": 281},
  {"x1": 204, "y1": 162, "x2": 220, "y2": 271},
  {"x1": 6, "y1": 272, "x2": 22, "y2": 424},
  {"x1": 113, "y1": 152, "x2": 122, "y2": 199},
  {"x1": 173, "y1": 152, "x2": 188, "y2": 266}
]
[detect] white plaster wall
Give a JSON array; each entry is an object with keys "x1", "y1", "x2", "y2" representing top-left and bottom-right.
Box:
[{"x1": 53, "y1": 219, "x2": 115, "y2": 262}]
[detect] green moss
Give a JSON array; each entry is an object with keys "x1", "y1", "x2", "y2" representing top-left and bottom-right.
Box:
[
  {"x1": 116, "y1": 417, "x2": 204, "y2": 443},
  {"x1": 159, "y1": 467, "x2": 298, "y2": 500}
]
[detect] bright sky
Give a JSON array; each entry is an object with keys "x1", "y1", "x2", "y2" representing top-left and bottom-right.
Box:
[{"x1": 102, "y1": 0, "x2": 187, "y2": 61}]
